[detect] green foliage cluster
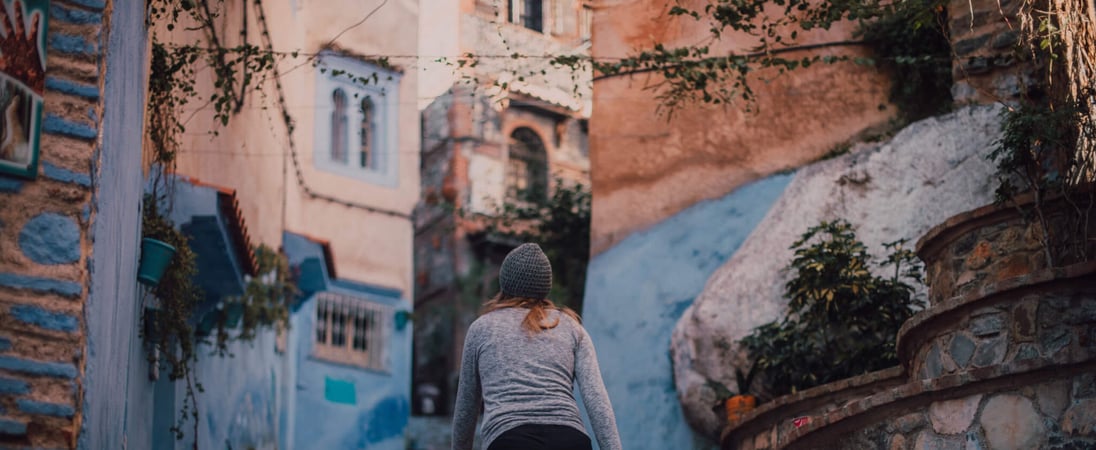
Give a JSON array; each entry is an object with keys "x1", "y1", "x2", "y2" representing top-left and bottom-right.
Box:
[
  {"x1": 740, "y1": 220, "x2": 924, "y2": 397},
  {"x1": 989, "y1": 95, "x2": 1096, "y2": 265},
  {"x1": 990, "y1": 99, "x2": 1089, "y2": 202},
  {"x1": 482, "y1": 180, "x2": 592, "y2": 311},
  {"x1": 856, "y1": 0, "x2": 952, "y2": 121}
]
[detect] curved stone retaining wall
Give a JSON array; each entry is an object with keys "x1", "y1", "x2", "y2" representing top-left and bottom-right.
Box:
[{"x1": 720, "y1": 199, "x2": 1096, "y2": 450}]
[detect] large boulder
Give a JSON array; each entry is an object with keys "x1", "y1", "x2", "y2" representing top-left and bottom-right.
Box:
[{"x1": 670, "y1": 104, "x2": 1005, "y2": 436}]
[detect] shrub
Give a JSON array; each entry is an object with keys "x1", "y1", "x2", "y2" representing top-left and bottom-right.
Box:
[{"x1": 741, "y1": 220, "x2": 924, "y2": 397}]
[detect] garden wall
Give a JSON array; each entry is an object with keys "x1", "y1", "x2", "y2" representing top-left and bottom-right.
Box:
[{"x1": 721, "y1": 197, "x2": 1096, "y2": 450}]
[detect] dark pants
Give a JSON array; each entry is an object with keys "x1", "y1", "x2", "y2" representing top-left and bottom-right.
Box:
[{"x1": 487, "y1": 424, "x2": 593, "y2": 450}]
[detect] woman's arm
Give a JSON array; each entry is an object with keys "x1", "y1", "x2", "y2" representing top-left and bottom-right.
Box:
[
  {"x1": 575, "y1": 328, "x2": 623, "y2": 450},
  {"x1": 451, "y1": 328, "x2": 482, "y2": 450}
]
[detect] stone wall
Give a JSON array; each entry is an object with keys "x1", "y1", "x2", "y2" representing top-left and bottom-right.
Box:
[
  {"x1": 720, "y1": 198, "x2": 1096, "y2": 450},
  {"x1": 674, "y1": 105, "x2": 1002, "y2": 438},
  {"x1": 948, "y1": 0, "x2": 1030, "y2": 104},
  {"x1": 0, "y1": 1, "x2": 112, "y2": 447}
]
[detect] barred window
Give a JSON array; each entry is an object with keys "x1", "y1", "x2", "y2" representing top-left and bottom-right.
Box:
[{"x1": 313, "y1": 292, "x2": 391, "y2": 371}]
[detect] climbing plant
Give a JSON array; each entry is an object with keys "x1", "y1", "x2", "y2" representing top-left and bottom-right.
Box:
[
  {"x1": 142, "y1": 1, "x2": 296, "y2": 444},
  {"x1": 140, "y1": 194, "x2": 296, "y2": 442}
]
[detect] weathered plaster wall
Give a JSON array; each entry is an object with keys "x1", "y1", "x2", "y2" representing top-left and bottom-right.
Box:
[
  {"x1": 283, "y1": 233, "x2": 413, "y2": 450},
  {"x1": 588, "y1": 0, "x2": 894, "y2": 254},
  {"x1": 183, "y1": 330, "x2": 284, "y2": 450},
  {"x1": 581, "y1": 175, "x2": 793, "y2": 450},
  {"x1": 170, "y1": 0, "x2": 420, "y2": 294},
  {"x1": 82, "y1": 1, "x2": 152, "y2": 449},
  {"x1": 0, "y1": 0, "x2": 136, "y2": 447}
]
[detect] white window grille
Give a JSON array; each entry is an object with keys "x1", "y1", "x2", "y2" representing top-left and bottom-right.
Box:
[{"x1": 313, "y1": 292, "x2": 391, "y2": 371}]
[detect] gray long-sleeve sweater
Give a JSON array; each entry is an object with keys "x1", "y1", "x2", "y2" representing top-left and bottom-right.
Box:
[{"x1": 451, "y1": 307, "x2": 622, "y2": 450}]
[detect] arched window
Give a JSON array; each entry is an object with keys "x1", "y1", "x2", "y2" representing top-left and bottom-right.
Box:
[
  {"x1": 359, "y1": 97, "x2": 375, "y2": 169},
  {"x1": 330, "y1": 89, "x2": 349, "y2": 163},
  {"x1": 506, "y1": 127, "x2": 548, "y2": 201}
]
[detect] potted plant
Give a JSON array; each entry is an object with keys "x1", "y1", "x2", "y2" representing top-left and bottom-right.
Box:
[
  {"x1": 708, "y1": 361, "x2": 759, "y2": 423},
  {"x1": 138, "y1": 236, "x2": 177, "y2": 287},
  {"x1": 725, "y1": 364, "x2": 759, "y2": 422}
]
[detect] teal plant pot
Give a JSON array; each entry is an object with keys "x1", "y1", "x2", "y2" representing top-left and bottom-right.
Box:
[{"x1": 138, "y1": 238, "x2": 177, "y2": 286}]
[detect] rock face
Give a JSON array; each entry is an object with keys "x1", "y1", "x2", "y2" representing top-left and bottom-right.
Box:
[{"x1": 670, "y1": 104, "x2": 1004, "y2": 436}]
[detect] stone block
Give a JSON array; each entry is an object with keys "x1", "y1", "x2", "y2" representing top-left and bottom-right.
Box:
[
  {"x1": 1039, "y1": 327, "x2": 1071, "y2": 357},
  {"x1": 914, "y1": 430, "x2": 963, "y2": 449},
  {"x1": 1074, "y1": 373, "x2": 1096, "y2": 399},
  {"x1": 0, "y1": 418, "x2": 27, "y2": 436},
  {"x1": 1069, "y1": 299, "x2": 1096, "y2": 325},
  {"x1": 929, "y1": 395, "x2": 982, "y2": 434},
  {"x1": 42, "y1": 113, "x2": 98, "y2": 140},
  {"x1": 970, "y1": 313, "x2": 1005, "y2": 337},
  {"x1": 17, "y1": 399, "x2": 75, "y2": 418},
  {"x1": 9, "y1": 304, "x2": 79, "y2": 332},
  {"x1": 0, "y1": 355, "x2": 77, "y2": 379},
  {"x1": 972, "y1": 337, "x2": 1006, "y2": 367},
  {"x1": 1011, "y1": 300, "x2": 1037, "y2": 341},
  {"x1": 894, "y1": 412, "x2": 927, "y2": 434},
  {"x1": 964, "y1": 430, "x2": 986, "y2": 450},
  {"x1": 1035, "y1": 379, "x2": 1070, "y2": 420},
  {"x1": 1013, "y1": 343, "x2": 1039, "y2": 361},
  {"x1": 991, "y1": 31, "x2": 1020, "y2": 49},
  {"x1": 890, "y1": 434, "x2": 906, "y2": 450},
  {"x1": 954, "y1": 35, "x2": 991, "y2": 56},
  {"x1": 1061, "y1": 398, "x2": 1096, "y2": 437},
  {"x1": 754, "y1": 427, "x2": 771, "y2": 449},
  {"x1": 0, "y1": 273, "x2": 82, "y2": 298},
  {"x1": 961, "y1": 57, "x2": 992, "y2": 75},
  {"x1": 924, "y1": 345, "x2": 945, "y2": 379},
  {"x1": 40, "y1": 161, "x2": 92, "y2": 187},
  {"x1": 995, "y1": 254, "x2": 1031, "y2": 281},
  {"x1": 949, "y1": 334, "x2": 976, "y2": 367},
  {"x1": 18, "y1": 213, "x2": 82, "y2": 265},
  {"x1": 964, "y1": 241, "x2": 993, "y2": 270},
  {"x1": 49, "y1": 4, "x2": 105, "y2": 26},
  {"x1": 979, "y1": 394, "x2": 1046, "y2": 450},
  {"x1": 0, "y1": 376, "x2": 30, "y2": 395}
]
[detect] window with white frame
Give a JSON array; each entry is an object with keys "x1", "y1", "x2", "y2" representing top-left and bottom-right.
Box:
[
  {"x1": 313, "y1": 292, "x2": 391, "y2": 371},
  {"x1": 313, "y1": 54, "x2": 400, "y2": 186},
  {"x1": 507, "y1": 0, "x2": 543, "y2": 32}
]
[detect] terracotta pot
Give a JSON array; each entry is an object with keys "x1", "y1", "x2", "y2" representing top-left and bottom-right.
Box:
[{"x1": 725, "y1": 395, "x2": 757, "y2": 423}]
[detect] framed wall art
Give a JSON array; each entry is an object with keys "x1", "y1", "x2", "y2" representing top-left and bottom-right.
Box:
[{"x1": 0, "y1": 0, "x2": 48, "y2": 180}]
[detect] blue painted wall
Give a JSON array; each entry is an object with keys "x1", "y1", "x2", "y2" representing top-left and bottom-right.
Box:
[
  {"x1": 284, "y1": 233, "x2": 413, "y2": 450},
  {"x1": 82, "y1": 1, "x2": 150, "y2": 449},
  {"x1": 581, "y1": 175, "x2": 792, "y2": 450},
  {"x1": 187, "y1": 330, "x2": 284, "y2": 449}
]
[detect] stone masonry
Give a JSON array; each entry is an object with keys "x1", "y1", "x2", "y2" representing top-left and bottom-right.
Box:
[
  {"x1": 721, "y1": 193, "x2": 1096, "y2": 450},
  {"x1": 0, "y1": 1, "x2": 110, "y2": 447}
]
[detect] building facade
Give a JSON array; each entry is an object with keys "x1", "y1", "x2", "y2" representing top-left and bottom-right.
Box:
[
  {"x1": 413, "y1": 0, "x2": 592, "y2": 418},
  {"x1": 1, "y1": 0, "x2": 420, "y2": 448}
]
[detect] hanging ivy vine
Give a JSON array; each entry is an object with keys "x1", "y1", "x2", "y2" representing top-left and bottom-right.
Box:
[{"x1": 143, "y1": 0, "x2": 295, "y2": 445}]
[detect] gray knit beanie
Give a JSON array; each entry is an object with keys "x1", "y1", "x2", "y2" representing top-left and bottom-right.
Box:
[{"x1": 498, "y1": 243, "x2": 553, "y2": 300}]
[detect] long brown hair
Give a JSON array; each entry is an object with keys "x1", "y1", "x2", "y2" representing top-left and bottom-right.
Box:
[{"x1": 481, "y1": 292, "x2": 581, "y2": 334}]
